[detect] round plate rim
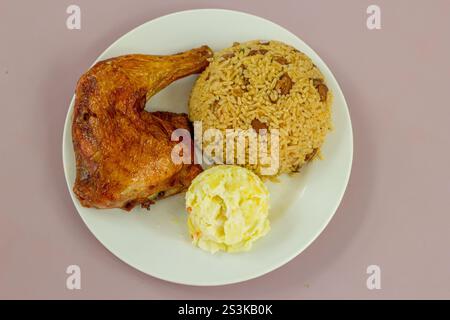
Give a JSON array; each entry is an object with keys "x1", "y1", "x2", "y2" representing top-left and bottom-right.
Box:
[{"x1": 62, "y1": 8, "x2": 354, "y2": 286}]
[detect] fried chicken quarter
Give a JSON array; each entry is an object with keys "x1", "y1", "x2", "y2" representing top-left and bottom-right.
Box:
[{"x1": 72, "y1": 46, "x2": 212, "y2": 210}]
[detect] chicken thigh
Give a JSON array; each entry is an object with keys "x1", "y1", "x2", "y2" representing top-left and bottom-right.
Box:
[{"x1": 72, "y1": 46, "x2": 212, "y2": 210}]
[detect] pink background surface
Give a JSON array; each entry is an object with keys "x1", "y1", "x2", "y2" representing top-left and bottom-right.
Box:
[{"x1": 1, "y1": 0, "x2": 450, "y2": 299}]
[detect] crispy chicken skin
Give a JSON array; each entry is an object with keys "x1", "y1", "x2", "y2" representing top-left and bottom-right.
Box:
[{"x1": 72, "y1": 46, "x2": 212, "y2": 210}]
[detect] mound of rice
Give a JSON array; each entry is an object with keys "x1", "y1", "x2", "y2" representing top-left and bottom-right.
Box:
[{"x1": 189, "y1": 40, "x2": 332, "y2": 176}]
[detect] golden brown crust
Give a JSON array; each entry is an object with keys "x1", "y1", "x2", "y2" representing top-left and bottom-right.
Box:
[{"x1": 72, "y1": 46, "x2": 212, "y2": 210}]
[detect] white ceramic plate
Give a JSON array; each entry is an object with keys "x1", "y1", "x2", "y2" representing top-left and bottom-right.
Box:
[{"x1": 62, "y1": 9, "x2": 353, "y2": 286}]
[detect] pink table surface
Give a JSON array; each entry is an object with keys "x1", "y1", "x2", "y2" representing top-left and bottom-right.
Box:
[{"x1": 1, "y1": 0, "x2": 449, "y2": 299}]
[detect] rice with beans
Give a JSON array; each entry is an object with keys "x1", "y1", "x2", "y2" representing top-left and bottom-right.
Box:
[{"x1": 189, "y1": 40, "x2": 332, "y2": 176}]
